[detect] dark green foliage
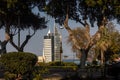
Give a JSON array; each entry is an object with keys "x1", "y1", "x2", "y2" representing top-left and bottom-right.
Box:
[
  {"x1": 49, "y1": 61, "x2": 64, "y2": 66},
  {"x1": 44, "y1": 0, "x2": 77, "y2": 25},
  {"x1": 4, "y1": 72, "x2": 17, "y2": 80},
  {"x1": 0, "y1": 52, "x2": 38, "y2": 79},
  {"x1": 48, "y1": 61, "x2": 77, "y2": 66},
  {"x1": 0, "y1": 0, "x2": 47, "y2": 30},
  {"x1": 0, "y1": 0, "x2": 47, "y2": 52},
  {"x1": 37, "y1": 61, "x2": 78, "y2": 72},
  {"x1": 45, "y1": 0, "x2": 120, "y2": 26},
  {"x1": 47, "y1": 61, "x2": 78, "y2": 71},
  {"x1": 78, "y1": 0, "x2": 120, "y2": 26},
  {"x1": 34, "y1": 62, "x2": 49, "y2": 74}
]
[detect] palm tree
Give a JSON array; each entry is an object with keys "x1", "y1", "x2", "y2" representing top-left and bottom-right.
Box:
[
  {"x1": 93, "y1": 22, "x2": 120, "y2": 65},
  {"x1": 95, "y1": 40, "x2": 111, "y2": 65}
]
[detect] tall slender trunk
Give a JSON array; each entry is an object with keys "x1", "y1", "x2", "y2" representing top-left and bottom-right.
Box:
[
  {"x1": 100, "y1": 50, "x2": 104, "y2": 65},
  {"x1": 80, "y1": 49, "x2": 89, "y2": 68},
  {"x1": 0, "y1": 40, "x2": 8, "y2": 54},
  {"x1": 18, "y1": 48, "x2": 23, "y2": 52},
  {"x1": 18, "y1": 28, "x2": 20, "y2": 49},
  {"x1": 18, "y1": 16, "x2": 20, "y2": 49}
]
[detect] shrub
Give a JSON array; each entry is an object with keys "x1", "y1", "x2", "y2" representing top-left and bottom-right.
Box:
[
  {"x1": 48, "y1": 61, "x2": 77, "y2": 66},
  {"x1": 48, "y1": 61, "x2": 64, "y2": 66},
  {"x1": 0, "y1": 52, "x2": 38, "y2": 79}
]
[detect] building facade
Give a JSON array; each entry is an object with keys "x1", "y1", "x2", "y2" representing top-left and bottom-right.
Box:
[
  {"x1": 54, "y1": 26, "x2": 62, "y2": 61},
  {"x1": 43, "y1": 31, "x2": 54, "y2": 63},
  {"x1": 43, "y1": 25, "x2": 62, "y2": 63},
  {"x1": 38, "y1": 56, "x2": 45, "y2": 63}
]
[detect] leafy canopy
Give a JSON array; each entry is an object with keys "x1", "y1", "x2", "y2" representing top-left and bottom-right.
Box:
[
  {"x1": 45, "y1": 0, "x2": 120, "y2": 26},
  {"x1": 0, "y1": 0, "x2": 47, "y2": 30}
]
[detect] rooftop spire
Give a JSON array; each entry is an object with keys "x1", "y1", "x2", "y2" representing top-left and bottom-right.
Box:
[{"x1": 47, "y1": 29, "x2": 51, "y2": 36}]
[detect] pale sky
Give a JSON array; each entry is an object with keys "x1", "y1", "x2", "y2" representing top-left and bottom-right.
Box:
[
  {"x1": 0, "y1": 18, "x2": 98, "y2": 59},
  {"x1": 0, "y1": 7, "x2": 120, "y2": 60}
]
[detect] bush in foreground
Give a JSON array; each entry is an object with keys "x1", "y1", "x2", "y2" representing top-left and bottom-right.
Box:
[{"x1": 0, "y1": 52, "x2": 38, "y2": 80}]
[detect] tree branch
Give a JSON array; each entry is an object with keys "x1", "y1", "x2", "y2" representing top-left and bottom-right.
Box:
[
  {"x1": 9, "y1": 35, "x2": 19, "y2": 51},
  {"x1": 64, "y1": 13, "x2": 81, "y2": 49},
  {"x1": 20, "y1": 31, "x2": 36, "y2": 50},
  {"x1": 78, "y1": 19, "x2": 86, "y2": 26},
  {"x1": 10, "y1": 40, "x2": 20, "y2": 51},
  {"x1": 64, "y1": 13, "x2": 72, "y2": 34}
]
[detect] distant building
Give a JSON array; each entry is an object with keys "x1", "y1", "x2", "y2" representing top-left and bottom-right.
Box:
[
  {"x1": 54, "y1": 25, "x2": 62, "y2": 61},
  {"x1": 38, "y1": 56, "x2": 45, "y2": 62},
  {"x1": 43, "y1": 23, "x2": 62, "y2": 63},
  {"x1": 43, "y1": 31, "x2": 54, "y2": 63}
]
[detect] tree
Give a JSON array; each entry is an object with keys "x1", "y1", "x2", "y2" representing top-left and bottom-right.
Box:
[
  {"x1": 0, "y1": 52, "x2": 38, "y2": 80},
  {"x1": 93, "y1": 22, "x2": 112, "y2": 65},
  {"x1": 44, "y1": 0, "x2": 120, "y2": 68},
  {"x1": 0, "y1": 0, "x2": 47, "y2": 52},
  {"x1": 93, "y1": 22, "x2": 120, "y2": 65},
  {"x1": 43, "y1": 0, "x2": 77, "y2": 25},
  {"x1": 65, "y1": 14, "x2": 102, "y2": 68},
  {"x1": 45, "y1": 0, "x2": 120, "y2": 26}
]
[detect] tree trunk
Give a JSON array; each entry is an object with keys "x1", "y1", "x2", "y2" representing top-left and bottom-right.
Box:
[
  {"x1": 18, "y1": 48, "x2": 23, "y2": 52},
  {"x1": 80, "y1": 49, "x2": 88, "y2": 68},
  {"x1": 0, "y1": 40, "x2": 8, "y2": 54},
  {"x1": 100, "y1": 50, "x2": 104, "y2": 66},
  {"x1": 0, "y1": 23, "x2": 11, "y2": 54}
]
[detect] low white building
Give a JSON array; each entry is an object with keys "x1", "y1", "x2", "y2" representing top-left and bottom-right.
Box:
[{"x1": 38, "y1": 56, "x2": 45, "y2": 63}]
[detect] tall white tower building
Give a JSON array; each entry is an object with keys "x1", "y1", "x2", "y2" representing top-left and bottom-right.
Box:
[
  {"x1": 43, "y1": 23, "x2": 62, "y2": 63},
  {"x1": 43, "y1": 30, "x2": 54, "y2": 63}
]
